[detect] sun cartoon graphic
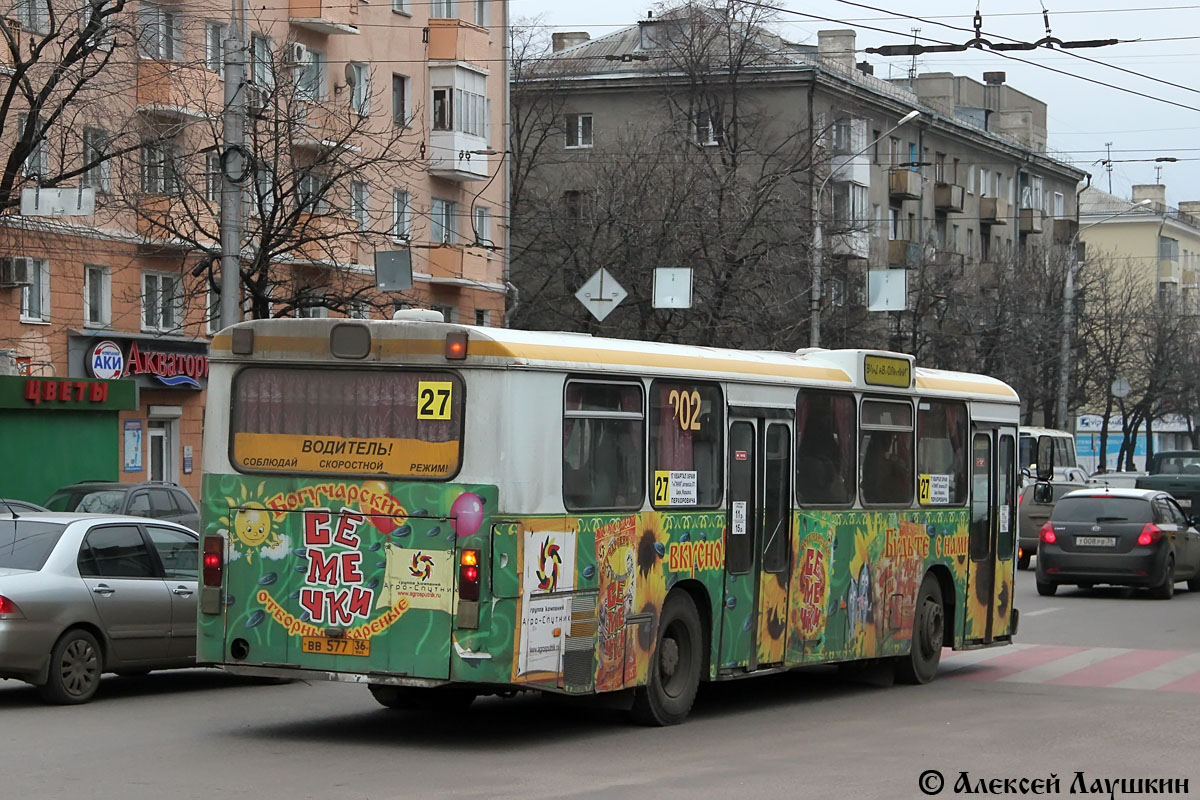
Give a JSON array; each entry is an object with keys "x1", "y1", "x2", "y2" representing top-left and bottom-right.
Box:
[{"x1": 216, "y1": 482, "x2": 282, "y2": 562}]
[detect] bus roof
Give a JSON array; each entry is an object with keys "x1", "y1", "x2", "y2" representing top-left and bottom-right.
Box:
[{"x1": 210, "y1": 319, "x2": 1019, "y2": 401}]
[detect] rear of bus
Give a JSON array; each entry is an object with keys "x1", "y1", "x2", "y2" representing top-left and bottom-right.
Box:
[{"x1": 197, "y1": 318, "x2": 494, "y2": 689}]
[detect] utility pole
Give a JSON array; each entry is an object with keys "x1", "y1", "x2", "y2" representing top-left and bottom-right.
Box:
[
  {"x1": 219, "y1": 0, "x2": 248, "y2": 330},
  {"x1": 1104, "y1": 142, "x2": 1113, "y2": 193}
]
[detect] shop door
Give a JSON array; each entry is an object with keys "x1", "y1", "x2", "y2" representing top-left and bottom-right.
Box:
[{"x1": 148, "y1": 421, "x2": 171, "y2": 482}]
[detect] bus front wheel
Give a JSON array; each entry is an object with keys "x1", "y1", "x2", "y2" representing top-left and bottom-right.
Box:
[
  {"x1": 631, "y1": 592, "x2": 703, "y2": 726},
  {"x1": 896, "y1": 573, "x2": 944, "y2": 685}
]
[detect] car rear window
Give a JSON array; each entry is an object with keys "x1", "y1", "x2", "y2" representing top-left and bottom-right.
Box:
[
  {"x1": 1052, "y1": 496, "x2": 1152, "y2": 523},
  {"x1": 45, "y1": 490, "x2": 125, "y2": 514},
  {"x1": 0, "y1": 520, "x2": 68, "y2": 570}
]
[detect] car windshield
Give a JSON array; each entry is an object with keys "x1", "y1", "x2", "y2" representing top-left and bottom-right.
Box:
[
  {"x1": 0, "y1": 520, "x2": 68, "y2": 570},
  {"x1": 46, "y1": 490, "x2": 124, "y2": 514},
  {"x1": 1052, "y1": 496, "x2": 1152, "y2": 523}
]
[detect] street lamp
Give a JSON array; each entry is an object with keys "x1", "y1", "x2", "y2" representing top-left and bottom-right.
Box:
[
  {"x1": 1054, "y1": 197, "x2": 1153, "y2": 429},
  {"x1": 810, "y1": 109, "x2": 921, "y2": 348}
]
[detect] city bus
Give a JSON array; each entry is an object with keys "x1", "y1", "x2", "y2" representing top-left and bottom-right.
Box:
[{"x1": 198, "y1": 313, "x2": 1021, "y2": 725}]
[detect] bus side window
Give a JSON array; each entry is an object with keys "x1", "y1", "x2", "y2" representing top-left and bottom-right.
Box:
[
  {"x1": 859, "y1": 399, "x2": 914, "y2": 506},
  {"x1": 796, "y1": 390, "x2": 856, "y2": 506},
  {"x1": 916, "y1": 400, "x2": 968, "y2": 505},
  {"x1": 562, "y1": 381, "x2": 645, "y2": 512},
  {"x1": 648, "y1": 381, "x2": 724, "y2": 509}
]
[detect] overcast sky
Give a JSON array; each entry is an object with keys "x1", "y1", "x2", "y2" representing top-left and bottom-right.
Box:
[{"x1": 511, "y1": 0, "x2": 1200, "y2": 206}]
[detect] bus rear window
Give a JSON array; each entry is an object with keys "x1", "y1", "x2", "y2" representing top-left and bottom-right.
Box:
[{"x1": 230, "y1": 367, "x2": 464, "y2": 479}]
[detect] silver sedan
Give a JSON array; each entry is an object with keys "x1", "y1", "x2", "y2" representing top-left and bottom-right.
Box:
[{"x1": 0, "y1": 512, "x2": 198, "y2": 704}]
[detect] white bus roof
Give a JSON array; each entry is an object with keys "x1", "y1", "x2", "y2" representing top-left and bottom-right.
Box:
[{"x1": 211, "y1": 319, "x2": 1019, "y2": 401}]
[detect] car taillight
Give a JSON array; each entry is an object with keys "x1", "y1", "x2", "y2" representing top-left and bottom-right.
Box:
[
  {"x1": 1138, "y1": 524, "x2": 1163, "y2": 546},
  {"x1": 202, "y1": 536, "x2": 224, "y2": 587},
  {"x1": 459, "y1": 549, "x2": 480, "y2": 601},
  {"x1": 1039, "y1": 522, "x2": 1056, "y2": 545},
  {"x1": 0, "y1": 595, "x2": 22, "y2": 618}
]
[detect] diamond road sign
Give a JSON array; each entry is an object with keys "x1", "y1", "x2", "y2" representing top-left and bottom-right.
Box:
[{"x1": 575, "y1": 268, "x2": 627, "y2": 322}]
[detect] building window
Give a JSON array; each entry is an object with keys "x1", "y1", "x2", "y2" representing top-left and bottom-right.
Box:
[
  {"x1": 564, "y1": 190, "x2": 583, "y2": 221},
  {"x1": 253, "y1": 167, "x2": 275, "y2": 216},
  {"x1": 432, "y1": 87, "x2": 452, "y2": 130},
  {"x1": 349, "y1": 62, "x2": 369, "y2": 114},
  {"x1": 296, "y1": 292, "x2": 328, "y2": 318},
  {"x1": 251, "y1": 34, "x2": 274, "y2": 88},
  {"x1": 888, "y1": 136, "x2": 899, "y2": 167},
  {"x1": 694, "y1": 110, "x2": 721, "y2": 146},
  {"x1": 19, "y1": 259, "x2": 50, "y2": 323},
  {"x1": 473, "y1": 0, "x2": 487, "y2": 26},
  {"x1": 18, "y1": 114, "x2": 47, "y2": 177},
  {"x1": 350, "y1": 181, "x2": 368, "y2": 230},
  {"x1": 81, "y1": 127, "x2": 110, "y2": 192},
  {"x1": 473, "y1": 206, "x2": 491, "y2": 246},
  {"x1": 391, "y1": 189, "x2": 410, "y2": 239},
  {"x1": 871, "y1": 129, "x2": 880, "y2": 164},
  {"x1": 431, "y1": 198, "x2": 455, "y2": 243},
  {"x1": 298, "y1": 170, "x2": 325, "y2": 212},
  {"x1": 392, "y1": 0, "x2": 408, "y2": 12},
  {"x1": 565, "y1": 113, "x2": 593, "y2": 148},
  {"x1": 139, "y1": 3, "x2": 181, "y2": 60},
  {"x1": 967, "y1": 166, "x2": 975, "y2": 195},
  {"x1": 206, "y1": 22, "x2": 226, "y2": 76},
  {"x1": 979, "y1": 169, "x2": 989, "y2": 197},
  {"x1": 430, "y1": 0, "x2": 454, "y2": 17},
  {"x1": 1053, "y1": 191, "x2": 1065, "y2": 219},
  {"x1": 348, "y1": 300, "x2": 370, "y2": 319},
  {"x1": 84, "y1": 265, "x2": 111, "y2": 327},
  {"x1": 204, "y1": 151, "x2": 221, "y2": 203},
  {"x1": 934, "y1": 152, "x2": 945, "y2": 182},
  {"x1": 432, "y1": 303, "x2": 456, "y2": 322},
  {"x1": 474, "y1": 309, "x2": 490, "y2": 326},
  {"x1": 141, "y1": 141, "x2": 179, "y2": 194},
  {"x1": 392, "y1": 74, "x2": 410, "y2": 125},
  {"x1": 143, "y1": 271, "x2": 182, "y2": 332},
  {"x1": 453, "y1": 73, "x2": 487, "y2": 138},
  {"x1": 17, "y1": 0, "x2": 49, "y2": 34},
  {"x1": 295, "y1": 48, "x2": 326, "y2": 101}
]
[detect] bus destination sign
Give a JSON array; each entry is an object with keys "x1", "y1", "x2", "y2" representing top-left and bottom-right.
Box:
[{"x1": 863, "y1": 354, "x2": 911, "y2": 388}]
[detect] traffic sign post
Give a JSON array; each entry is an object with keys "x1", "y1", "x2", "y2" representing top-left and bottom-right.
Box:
[{"x1": 575, "y1": 268, "x2": 627, "y2": 322}]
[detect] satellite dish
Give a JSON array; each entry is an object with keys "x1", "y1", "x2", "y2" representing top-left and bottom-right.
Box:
[{"x1": 343, "y1": 62, "x2": 357, "y2": 87}]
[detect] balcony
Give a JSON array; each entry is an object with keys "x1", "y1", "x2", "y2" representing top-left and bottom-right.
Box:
[
  {"x1": 136, "y1": 196, "x2": 213, "y2": 250},
  {"x1": 978, "y1": 261, "x2": 1003, "y2": 290},
  {"x1": 1053, "y1": 218, "x2": 1078, "y2": 244},
  {"x1": 979, "y1": 197, "x2": 1009, "y2": 225},
  {"x1": 428, "y1": 131, "x2": 490, "y2": 181},
  {"x1": 292, "y1": 213, "x2": 362, "y2": 265},
  {"x1": 426, "y1": 244, "x2": 491, "y2": 283},
  {"x1": 929, "y1": 249, "x2": 965, "y2": 270},
  {"x1": 830, "y1": 229, "x2": 869, "y2": 259},
  {"x1": 136, "y1": 61, "x2": 213, "y2": 121},
  {"x1": 427, "y1": 18, "x2": 490, "y2": 63},
  {"x1": 934, "y1": 182, "x2": 964, "y2": 212},
  {"x1": 1158, "y1": 258, "x2": 1181, "y2": 284},
  {"x1": 292, "y1": 102, "x2": 354, "y2": 151},
  {"x1": 289, "y1": 0, "x2": 358, "y2": 35},
  {"x1": 1019, "y1": 207, "x2": 1044, "y2": 235},
  {"x1": 888, "y1": 169, "x2": 921, "y2": 201},
  {"x1": 887, "y1": 239, "x2": 920, "y2": 268}
]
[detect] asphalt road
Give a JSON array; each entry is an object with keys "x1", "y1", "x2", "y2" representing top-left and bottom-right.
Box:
[{"x1": 3, "y1": 569, "x2": 1197, "y2": 800}]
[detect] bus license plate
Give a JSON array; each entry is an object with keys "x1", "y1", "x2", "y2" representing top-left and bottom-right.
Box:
[
  {"x1": 1075, "y1": 536, "x2": 1116, "y2": 547},
  {"x1": 301, "y1": 637, "x2": 370, "y2": 657}
]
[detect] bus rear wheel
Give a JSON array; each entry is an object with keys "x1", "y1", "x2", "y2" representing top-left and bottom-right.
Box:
[
  {"x1": 896, "y1": 573, "x2": 944, "y2": 685},
  {"x1": 369, "y1": 684, "x2": 476, "y2": 711},
  {"x1": 631, "y1": 592, "x2": 702, "y2": 726}
]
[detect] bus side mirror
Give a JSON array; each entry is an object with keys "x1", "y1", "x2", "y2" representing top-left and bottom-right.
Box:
[
  {"x1": 1035, "y1": 435, "x2": 1055, "y2": 482},
  {"x1": 1033, "y1": 483, "x2": 1054, "y2": 504}
]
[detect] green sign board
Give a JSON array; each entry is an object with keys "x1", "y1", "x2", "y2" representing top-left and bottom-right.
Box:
[{"x1": 0, "y1": 375, "x2": 138, "y2": 411}]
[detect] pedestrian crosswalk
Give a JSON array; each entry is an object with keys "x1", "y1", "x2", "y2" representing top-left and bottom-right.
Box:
[{"x1": 940, "y1": 643, "x2": 1200, "y2": 692}]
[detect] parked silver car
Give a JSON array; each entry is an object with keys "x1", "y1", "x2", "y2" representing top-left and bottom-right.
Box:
[{"x1": 0, "y1": 512, "x2": 198, "y2": 704}]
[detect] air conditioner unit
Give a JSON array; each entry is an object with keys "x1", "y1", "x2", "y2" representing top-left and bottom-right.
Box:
[
  {"x1": 247, "y1": 83, "x2": 269, "y2": 113},
  {"x1": 0, "y1": 258, "x2": 32, "y2": 287},
  {"x1": 286, "y1": 42, "x2": 308, "y2": 66}
]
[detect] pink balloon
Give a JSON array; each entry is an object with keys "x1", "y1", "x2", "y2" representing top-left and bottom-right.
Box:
[{"x1": 450, "y1": 492, "x2": 485, "y2": 538}]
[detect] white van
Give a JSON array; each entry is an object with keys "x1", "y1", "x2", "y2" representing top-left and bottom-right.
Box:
[{"x1": 1019, "y1": 427, "x2": 1089, "y2": 484}]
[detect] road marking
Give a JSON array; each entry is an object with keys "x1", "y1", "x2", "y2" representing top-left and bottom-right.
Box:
[
  {"x1": 1110, "y1": 651, "x2": 1200, "y2": 691},
  {"x1": 1022, "y1": 606, "x2": 1061, "y2": 617},
  {"x1": 941, "y1": 644, "x2": 1200, "y2": 693},
  {"x1": 1003, "y1": 647, "x2": 1128, "y2": 683},
  {"x1": 948, "y1": 644, "x2": 1088, "y2": 682},
  {"x1": 1048, "y1": 648, "x2": 1191, "y2": 688}
]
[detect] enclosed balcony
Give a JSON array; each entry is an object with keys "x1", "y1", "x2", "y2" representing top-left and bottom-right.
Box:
[
  {"x1": 979, "y1": 197, "x2": 1009, "y2": 225},
  {"x1": 136, "y1": 61, "x2": 213, "y2": 121},
  {"x1": 888, "y1": 169, "x2": 921, "y2": 201},
  {"x1": 426, "y1": 244, "x2": 491, "y2": 283},
  {"x1": 289, "y1": 0, "x2": 358, "y2": 35},
  {"x1": 1019, "y1": 207, "x2": 1044, "y2": 234},
  {"x1": 1053, "y1": 217, "x2": 1078, "y2": 244},
  {"x1": 934, "y1": 182, "x2": 964, "y2": 212},
  {"x1": 428, "y1": 134, "x2": 490, "y2": 182},
  {"x1": 427, "y1": 18, "x2": 490, "y2": 64},
  {"x1": 887, "y1": 239, "x2": 920, "y2": 268}
]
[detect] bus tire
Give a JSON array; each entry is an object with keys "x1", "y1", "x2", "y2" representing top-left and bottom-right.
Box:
[
  {"x1": 369, "y1": 684, "x2": 476, "y2": 711},
  {"x1": 631, "y1": 592, "x2": 702, "y2": 726},
  {"x1": 896, "y1": 573, "x2": 944, "y2": 685}
]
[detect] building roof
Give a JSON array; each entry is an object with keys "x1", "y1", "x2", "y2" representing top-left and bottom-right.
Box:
[{"x1": 1079, "y1": 186, "x2": 1158, "y2": 217}]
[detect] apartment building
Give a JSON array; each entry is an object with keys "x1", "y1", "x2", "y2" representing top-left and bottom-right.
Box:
[
  {"x1": 511, "y1": 10, "x2": 1083, "y2": 347},
  {"x1": 0, "y1": 0, "x2": 508, "y2": 503}
]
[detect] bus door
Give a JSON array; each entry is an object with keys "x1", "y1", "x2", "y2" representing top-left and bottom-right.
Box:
[
  {"x1": 966, "y1": 426, "x2": 1018, "y2": 643},
  {"x1": 719, "y1": 416, "x2": 793, "y2": 672}
]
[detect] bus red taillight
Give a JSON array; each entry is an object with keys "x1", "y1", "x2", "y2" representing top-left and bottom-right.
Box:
[
  {"x1": 202, "y1": 537, "x2": 224, "y2": 587},
  {"x1": 1137, "y1": 524, "x2": 1163, "y2": 546},
  {"x1": 1039, "y1": 522, "x2": 1056, "y2": 545},
  {"x1": 459, "y1": 549, "x2": 480, "y2": 601}
]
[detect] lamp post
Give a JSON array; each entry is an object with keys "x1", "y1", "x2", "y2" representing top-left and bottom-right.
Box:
[
  {"x1": 1054, "y1": 197, "x2": 1153, "y2": 429},
  {"x1": 810, "y1": 109, "x2": 920, "y2": 348}
]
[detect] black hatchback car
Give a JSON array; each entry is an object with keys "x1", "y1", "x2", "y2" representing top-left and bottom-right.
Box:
[
  {"x1": 1036, "y1": 488, "x2": 1200, "y2": 599},
  {"x1": 43, "y1": 482, "x2": 199, "y2": 532}
]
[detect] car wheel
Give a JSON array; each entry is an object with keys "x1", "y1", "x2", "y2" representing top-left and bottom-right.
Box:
[
  {"x1": 896, "y1": 573, "x2": 944, "y2": 685},
  {"x1": 631, "y1": 591, "x2": 703, "y2": 726},
  {"x1": 39, "y1": 629, "x2": 103, "y2": 705},
  {"x1": 1017, "y1": 552, "x2": 1031, "y2": 571},
  {"x1": 368, "y1": 684, "x2": 475, "y2": 711},
  {"x1": 1036, "y1": 580, "x2": 1057, "y2": 597},
  {"x1": 1150, "y1": 556, "x2": 1175, "y2": 600}
]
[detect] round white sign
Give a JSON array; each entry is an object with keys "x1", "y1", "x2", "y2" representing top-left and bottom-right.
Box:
[{"x1": 89, "y1": 340, "x2": 124, "y2": 380}]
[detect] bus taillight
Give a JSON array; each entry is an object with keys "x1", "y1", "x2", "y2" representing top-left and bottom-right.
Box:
[
  {"x1": 459, "y1": 549, "x2": 480, "y2": 601},
  {"x1": 202, "y1": 537, "x2": 224, "y2": 587}
]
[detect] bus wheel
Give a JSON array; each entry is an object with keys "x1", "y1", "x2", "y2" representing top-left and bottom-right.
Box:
[
  {"x1": 631, "y1": 592, "x2": 703, "y2": 726},
  {"x1": 369, "y1": 685, "x2": 476, "y2": 711},
  {"x1": 896, "y1": 573, "x2": 944, "y2": 685}
]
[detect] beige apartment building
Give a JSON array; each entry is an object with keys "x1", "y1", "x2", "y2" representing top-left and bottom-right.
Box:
[{"x1": 0, "y1": 0, "x2": 508, "y2": 504}]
